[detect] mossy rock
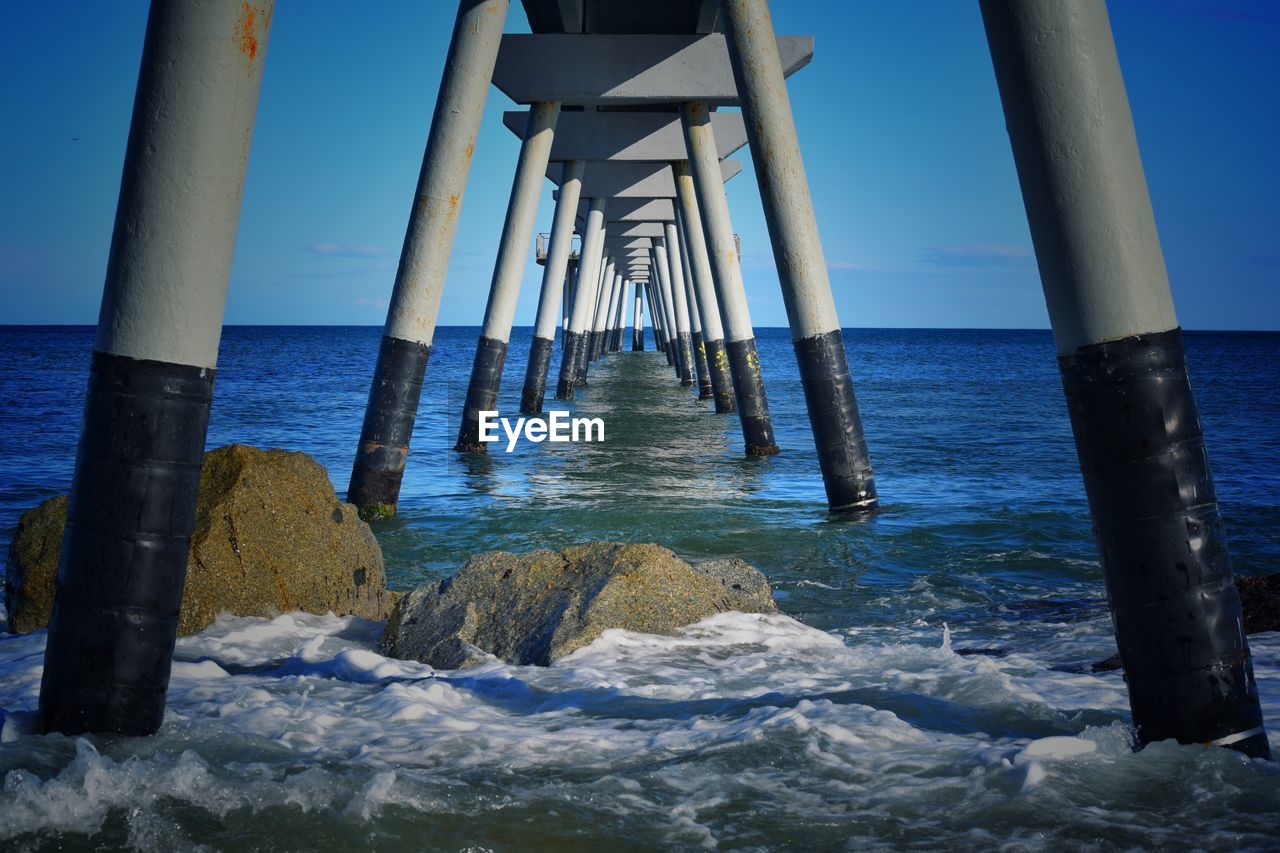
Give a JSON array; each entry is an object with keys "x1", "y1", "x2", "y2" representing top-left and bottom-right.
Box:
[
  {"x1": 4, "y1": 445, "x2": 391, "y2": 635},
  {"x1": 380, "y1": 542, "x2": 778, "y2": 669}
]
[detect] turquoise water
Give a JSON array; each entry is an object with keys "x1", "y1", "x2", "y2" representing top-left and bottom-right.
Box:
[{"x1": 1, "y1": 325, "x2": 1278, "y2": 849}]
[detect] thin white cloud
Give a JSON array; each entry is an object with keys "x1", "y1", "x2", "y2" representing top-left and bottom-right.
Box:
[
  {"x1": 307, "y1": 242, "x2": 385, "y2": 259},
  {"x1": 918, "y1": 244, "x2": 1031, "y2": 266}
]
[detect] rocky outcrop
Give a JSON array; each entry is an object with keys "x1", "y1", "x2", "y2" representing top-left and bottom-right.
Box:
[
  {"x1": 5, "y1": 444, "x2": 391, "y2": 635},
  {"x1": 381, "y1": 542, "x2": 778, "y2": 669}
]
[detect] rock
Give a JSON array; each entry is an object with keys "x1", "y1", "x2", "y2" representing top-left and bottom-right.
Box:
[
  {"x1": 1088, "y1": 574, "x2": 1280, "y2": 673},
  {"x1": 5, "y1": 444, "x2": 391, "y2": 635},
  {"x1": 380, "y1": 542, "x2": 778, "y2": 669},
  {"x1": 1090, "y1": 653, "x2": 1122, "y2": 673},
  {"x1": 3, "y1": 496, "x2": 65, "y2": 633},
  {"x1": 1237, "y1": 573, "x2": 1280, "y2": 635}
]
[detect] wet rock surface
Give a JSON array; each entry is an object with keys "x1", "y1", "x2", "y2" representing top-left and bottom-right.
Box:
[
  {"x1": 5, "y1": 444, "x2": 390, "y2": 635},
  {"x1": 381, "y1": 542, "x2": 779, "y2": 669}
]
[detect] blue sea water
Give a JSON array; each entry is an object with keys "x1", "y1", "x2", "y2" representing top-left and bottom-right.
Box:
[{"x1": 1, "y1": 325, "x2": 1279, "y2": 849}]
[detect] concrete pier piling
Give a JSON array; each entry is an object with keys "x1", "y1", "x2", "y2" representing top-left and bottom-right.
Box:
[
  {"x1": 576, "y1": 254, "x2": 608, "y2": 382},
  {"x1": 588, "y1": 258, "x2": 616, "y2": 365},
  {"x1": 632, "y1": 285, "x2": 645, "y2": 351},
  {"x1": 981, "y1": 0, "x2": 1269, "y2": 758},
  {"x1": 674, "y1": 162, "x2": 735, "y2": 413},
  {"x1": 350, "y1": 0, "x2": 508, "y2": 513},
  {"x1": 556, "y1": 197, "x2": 606, "y2": 400},
  {"x1": 676, "y1": 212, "x2": 713, "y2": 399},
  {"x1": 681, "y1": 102, "x2": 778, "y2": 455},
  {"x1": 719, "y1": 0, "x2": 874, "y2": 505},
  {"x1": 610, "y1": 280, "x2": 628, "y2": 352},
  {"x1": 653, "y1": 242, "x2": 682, "y2": 375},
  {"x1": 600, "y1": 272, "x2": 622, "y2": 359},
  {"x1": 664, "y1": 225, "x2": 697, "y2": 387},
  {"x1": 521, "y1": 159, "x2": 584, "y2": 415},
  {"x1": 38, "y1": 0, "x2": 274, "y2": 736},
  {"x1": 646, "y1": 282, "x2": 667, "y2": 353},
  {"x1": 561, "y1": 257, "x2": 577, "y2": 347},
  {"x1": 455, "y1": 101, "x2": 560, "y2": 452}
]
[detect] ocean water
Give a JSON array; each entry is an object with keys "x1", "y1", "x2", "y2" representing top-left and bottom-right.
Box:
[{"x1": 1, "y1": 325, "x2": 1278, "y2": 850}]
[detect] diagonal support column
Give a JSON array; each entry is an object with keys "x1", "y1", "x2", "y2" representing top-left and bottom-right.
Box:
[
  {"x1": 610, "y1": 279, "x2": 628, "y2": 352},
  {"x1": 675, "y1": 211, "x2": 712, "y2": 398},
  {"x1": 652, "y1": 242, "x2": 682, "y2": 375},
  {"x1": 521, "y1": 159, "x2": 583, "y2": 414},
  {"x1": 588, "y1": 257, "x2": 616, "y2": 365},
  {"x1": 646, "y1": 282, "x2": 667, "y2": 352},
  {"x1": 39, "y1": 0, "x2": 274, "y2": 737},
  {"x1": 650, "y1": 273, "x2": 673, "y2": 363},
  {"x1": 632, "y1": 283, "x2": 645, "y2": 351},
  {"x1": 981, "y1": 0, "x2": 1268, "y2": 758},
  {"x1": 681, "y1": 102, "x2": 779, "y2": 455},
  {"x1": 665, "y1": 223, "x2": 697, "y2": 387},
  {"x1": 601, "y1": 271, "x2": 623, "y2": 358},
  {"x1": 455, "y1": 101, "x2": 560, "y2": 451},
  {"x1": 719, "y1": 0, "x2": 874, "y2": 504},
  {"x1": 560, "y1": 257, "x2": 577, "y2": 347},
  {"x1": 350, "y1": 0, "x2": 509, "y2": 513},
  {"x1": 556, "y1": 198, "x2": 606, "y2": 399},
  {"x1": 675, "y1": 161, "x2": 734, "y2": 413}
]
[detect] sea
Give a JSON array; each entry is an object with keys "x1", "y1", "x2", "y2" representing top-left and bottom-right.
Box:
[{"x1": 1, "y1": 325, "x2": 1278, "y2": 850}]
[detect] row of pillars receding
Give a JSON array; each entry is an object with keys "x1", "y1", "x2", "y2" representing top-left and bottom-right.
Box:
[{"x1": 37, "y1": 0, "x2": 1269, "y2": 763}]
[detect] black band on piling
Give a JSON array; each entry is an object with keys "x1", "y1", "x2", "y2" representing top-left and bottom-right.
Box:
[
  {"x1": 677, "y1": 333, "x2": 696, "y2": 386},
  {"x1": 455, "y1": 335, "x2": 508, "y2": 452},
  {"x1": 704, "y1": 338, "x2": 736, "y2": 414},
  {"x1": 38, "y1": 351, "x2": 213, "y2": 736},
  {"x1": 1060, "y1": 328, "x2": 1269, "y2": 758},
  {"x1": 348, "y1": 335, "x2": 431, "y2": 518},
  {"x1": 520, "y1": 335, "x2": 555, "y2": 415},
  {"x1": 663, "y1": 334, "x2": 676, "y2": 366},
  {"x1": 555, "y1": 331, "x2": 581, "y2": 400},
  {"x1": 575, "y1": 332, "x2": 592, "y2": 386},
  {"x1": 692, "y1": 331, "x2": 713, "y2": 399},
  {"x1": 633, "y1": 324, "x2": 644, "y2": 351},
  {"x1": 725, "y1": 338, "x2": 780, "y2": 456},
  {"x1": 793, "y1": 330, "x2": 878, "y2": 512}
]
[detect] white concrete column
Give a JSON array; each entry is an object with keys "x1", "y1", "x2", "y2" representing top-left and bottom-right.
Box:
[
  {"x1": 665, "y1": 222, "x2": 696, "y2": 386},
  {"x1": 521, "y1": 158, "x2": 583, "y2": 413},
  {"x1": 980, "y1": 0, "x2": 1266, "y2": 758},
  {"x1": 455, "y1": 101, "x2": 560, "y2": 451},
  {"x1": 556, "y1": 197, "x2": 606, "y2": 398},
  {"x1": 718, "y1": 2, "x2": 875, "y2": 496},
  {"x1": 681, "y1": 101, "x2": 778, "y2": 454},
  {"x1": 40, "y1": 0, "x2": 275, "y2": 737},
  {"x1": 350, "y1": 0, "x2": 509, "y2": 513}
]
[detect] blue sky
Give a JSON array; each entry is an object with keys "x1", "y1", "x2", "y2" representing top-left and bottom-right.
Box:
[{"x1": 2, "y1": 1, "x2": 1277, "y2": 329}]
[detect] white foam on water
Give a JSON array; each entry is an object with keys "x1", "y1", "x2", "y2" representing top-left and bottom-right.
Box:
[{"x1": 1, "y1": 608, "x2": 1278, "y2": 848}]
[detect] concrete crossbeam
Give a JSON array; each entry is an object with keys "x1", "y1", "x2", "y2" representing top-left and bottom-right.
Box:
[
  {"x1": 553, "y1": 159, "x2": 740, "y2": 199},
  {"x1": 492, "y1": 34, "x2": 812, "y2": 106},
  {"x1": 577, "y1": 198, "x2": 676, "y2": 224},
  {"x1": 607, "y1": 223, "x2": 667, "y2": 238},
  {"x1": 503, "y1": 110, "x2": 747, "y2": 160}
]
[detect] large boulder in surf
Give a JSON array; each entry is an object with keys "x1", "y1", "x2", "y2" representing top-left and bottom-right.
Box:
[
  {"x1": 380, "y1": 542, "x2": 778, "y2": 669},
  {"x1": 4, "y1": 444, "x2": 391, "y2": 635}
]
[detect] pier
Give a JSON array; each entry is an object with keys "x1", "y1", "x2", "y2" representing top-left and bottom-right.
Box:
[{"x1": 27, "y1": 0, "x2": 1272, "y2": 767}]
